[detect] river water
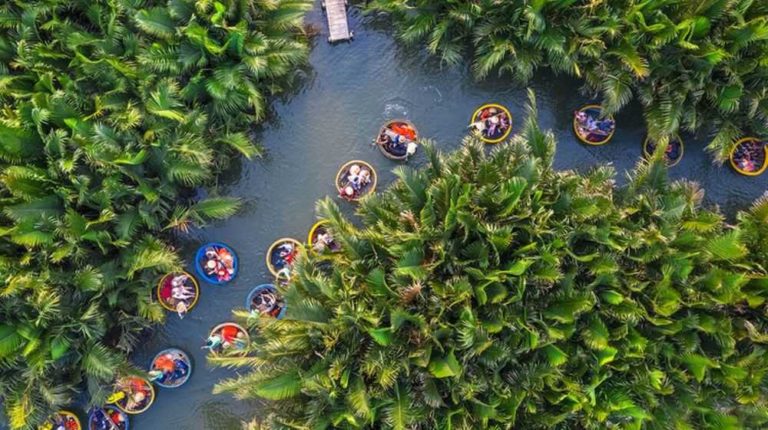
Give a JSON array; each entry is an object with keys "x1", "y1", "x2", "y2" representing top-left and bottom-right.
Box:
[{"x1": 3, "y1": 2, "x2": 766, "y2": 430}]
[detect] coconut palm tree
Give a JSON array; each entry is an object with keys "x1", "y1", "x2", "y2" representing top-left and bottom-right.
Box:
[
  {"x1": 0, "y1": 0, "x2": 311, "y2": 427},
  {"x1": 214, "y1": 92, "x2": 768, "y2": 429},
  {"x1": 366, "y1": 0, "x2": 768, "y2": 161}
]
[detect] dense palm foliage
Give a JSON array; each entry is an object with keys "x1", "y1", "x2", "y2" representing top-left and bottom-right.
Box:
[
  {"x1": 366, "y1": 0, "x2": 768, "y2": 160},
  {"x1": 0, "y1": 0, "x2": 310, "y2": 427},
  {"x1": 215, "y1": 93, "x2": 768, "y2": 429}
]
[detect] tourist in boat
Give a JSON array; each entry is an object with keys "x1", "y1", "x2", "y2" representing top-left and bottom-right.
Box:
[
  {"x1": 645, "y1": 138, "x2": 682, "y2": 166},
  {"x1": 112, "y1": 378, "x2": 151, "y2": 412},
  {"x1": 391, "y1": 123, "x2": 416, "y2": 140},
  {"x1": 174, "y1": 301, "x2": 189, "y2": 319},
  {"x1": 339, "y1": 185, "x2": 356, "y2": 200},
  {"x1": 313, "y1": 230, "x2": 336, "y2": 253},
  {"x1": 203, "y1": 325, "x2": 247, "y2": 353},
  {"x1": 574, "y1": 110, "x2": 614, "y2": 142},
  {"x1": 278, "y1": 242, "x2": 297, "y2": 267},
  {"x1": 276, "y1": 266, "x2": 291, "y2": 280},
  {"x1": 739, "y1": 153, "x2": 756, "y2": 172},
  {"x1": 158, "y1": 272, "x2": 197, "y2": 319},
  {"x1": 359, "y1": 169, "x2": 371, "y2": 188},
  {"x1": 90, "y1": 408, "x2": 126, "y2": 430},
  {"x1": 337, "y1": 161, "x2": 376, "y2": 201},
  {"x1": 202, "y1": 246, "x2": 235, "y2": 282},
  {"x1": 347, "y1": 164, "x2": 361, "y2": 189},
  {"x1": 202, "y1": 333, "x2": 223, "y2": 352},
  {"x1": 386, "y1": 132, "x2": 408, "y2": 156},
  {"x1": 250, "y1": 288, "x2": 283, "y2": 318},
  {"x1": 666, "y1": 143, "x2": 676, "y2": 158},
  {"x1": 42, "y1": 413, "x2": 79, "y2": 430},
  {"x1": 378, "y1": 122, "x2": 418, "y2": 158},
  {"x1": 340, "y1": 167, "x2": 372, "y2": 200},
  {"x1": 149, "y1": 351, "x2": 190, "y2": 385},
  {"x1": 733, "y1": 140, "x2": 765, "y2": 173},
  {"x1": 473, "y1": 106, "x2": 511, "y2": 140},
  {"x1": 171, "y1": 276, "x2": 195, "y2": 301}
]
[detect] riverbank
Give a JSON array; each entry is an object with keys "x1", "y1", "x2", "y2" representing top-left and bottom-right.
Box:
[{"x1": 4, "y1": 2, "x2": 764, "y2": 429}]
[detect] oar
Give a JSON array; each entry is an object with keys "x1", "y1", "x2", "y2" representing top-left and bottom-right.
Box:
[{"x1": 96, "y1": 408, "x2": 120, "y2": 430}]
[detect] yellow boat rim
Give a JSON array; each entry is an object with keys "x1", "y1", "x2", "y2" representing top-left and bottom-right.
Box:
[
  {"x1": 307, "y1": 220, "x2": 343, "y2": 255},
  {"x1": 266, "y1": 238, "x2": 302, "y2": 277},
  {"x1": 40, "y1": 410, "x2": 81, "y2": 430},
  {"x1": 470, "y1": 103, "x2": 513, "y2": 144},
  {"x1": 113, "y1": 377, "x2": 155, "y2": 415},
  {"x1": 307, "y1": 221, "x2": 327, "y2": 252},
  {"x1": 729, "y1": 137, "x2": 768, "y2": 177},
  {"x1": 156, "y1": 271, "x2": 200, "y2": 313},
  {"x1": 335, "y1": 160, "x2": 377, "y2": 202},
  {"x1": 573, "y1": 104, "x2": 615, "y2": 146}
]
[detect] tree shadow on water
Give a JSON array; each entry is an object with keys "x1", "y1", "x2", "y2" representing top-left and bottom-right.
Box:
[{"x1": 199, "y1": 400, "x2": 255, "y2": 430}]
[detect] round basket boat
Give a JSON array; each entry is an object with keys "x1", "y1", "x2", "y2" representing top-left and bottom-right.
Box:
[
  {"x1": 336, "y1": 160, "x2": 377, "y2": 202},
  {"x1": 194, "y1": 242, "x2": 238, "y2": 285},
  {"x1": 88, "y1": 406, "x2": 128, "y2": 430},
  {"x1": 470, "y1": 104, "x2": 513, "y2": 144},
  {"x1": 308, "y1": 221, "x2": 342, "y2": 255},
  {"x1": 376, "y1": 119, "x2": 419, "y2": 160},
  {"x1": 111, "y1": 377, "x2": 155, "y2": 415},
  {"x1": 149, "y1": 348, "x2": 192, "y2": 389},
  {"x1": 41, "y1": 410, "x2": 81, "y2": 430},
  {"x1": 246, "y1": 284, "x2": 286, "y2": 319},
  {"x1": 573, "y1": 105, "x2": 616, "y2": 146},
  {"x1": 643, "y1": 136, "x2": 684, "y2": 167},
  {"x1": 729, "y1": 137, "x2": 767, "y2": 177},
  {"x1": 266, "y1": 238, "x2": 302, "y2": 277},
  {"x1": 205, "y1": 322, "x2": 250, "y2": 356},
  {"x1": 156, "y1": 271, "x2": 199, "y2": 318}
]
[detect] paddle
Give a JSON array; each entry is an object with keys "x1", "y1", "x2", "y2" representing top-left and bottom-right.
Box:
[{"x1": 95, "y1": 408, "x2": 120, "y2": 430}]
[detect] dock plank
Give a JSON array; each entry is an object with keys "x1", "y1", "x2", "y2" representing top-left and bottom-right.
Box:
[{"x1": 324, "y1": 0, "x2": 352, "y2": 42}]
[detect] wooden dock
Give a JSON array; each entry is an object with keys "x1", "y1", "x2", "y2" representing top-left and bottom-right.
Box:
[{"x1": 323, "y1": 0, "x2": 353, "y2": 43}]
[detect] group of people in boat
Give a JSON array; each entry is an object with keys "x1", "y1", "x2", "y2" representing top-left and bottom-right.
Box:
[
  {"x1": 472, "y1": 105, "x2": 511, "y2": 141},
  {"x1": 158, "y1": 273, "x2": 196, "y2": 318},
  {"x1": 338, "y1": 163, "x2": 373, "y2": 200},
  {"x1": 40, "y1": 412, "x2": 79, "y2": 430},
  {"x1": 733, "y1": 139, "x2": 766, "y2": 173},
  {"x1": 200, "y1": 245, "x2": 236, "y2": 283},
  {"x1": 89, "y1": 407, "x2": 127, "y2": 430},
  {"x1": 110, "y1": 377, "x2": 153, "y2": 413},
  {"x1": 378, "y1": 121, "x2": 418, "y2": 158},
  {"x1": 645, "y1": 138, "x2": 683, "y2": 166},
  {"x1": 149, "y1": 350, "x2": 190, "y2": 386},
  {"x1": 202, "y1": 323, "x2": 248, "y2": 354},
  {"x1": 249, "y1": 286, "x2": 285, "y2": 318},
  {"x1": 273, "y1": 241, "x2": 299, "y2": 277},
  {"x1": 312, "y1": 227, "x2": 339, "y2": 253},
  {"x1": 574, "y1": 109, "x2": 615, "y2": 143}
]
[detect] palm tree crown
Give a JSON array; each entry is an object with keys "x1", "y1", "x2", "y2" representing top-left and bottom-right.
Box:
[
  {"x1": 366, "y1": 0, "x2": 768, "y2": 160},
  {"x1": 215, "y1": 92, "x2": 768, "y2": 429},
  {"x1": 0, "y1": 0, "x2": 310, "y2": 427}
]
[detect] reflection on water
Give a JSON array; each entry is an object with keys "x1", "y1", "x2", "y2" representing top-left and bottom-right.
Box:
[
  {"x1": 4, "y1": 1, "x2": 765, "y2": 429},
  {"x1": 199, "y1": 401, "x2": 251, "y2": 430}
]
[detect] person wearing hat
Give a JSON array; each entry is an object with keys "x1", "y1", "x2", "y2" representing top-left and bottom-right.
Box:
[
  {"x1": 347, "y1": 164, "x2": 361, "y2": 190},
  {"x1": 359, "y1": 169, "x2": 371, "y2": 186},
  {"x1": 339, "y1": 185, "x2": 355, "y2": 200},
  {"x1": 204, "y1": 259, "x2": 217, "y2": 276},
  {"x1": 202, "y1": 333, "x2": 223, "y2": 352}
]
